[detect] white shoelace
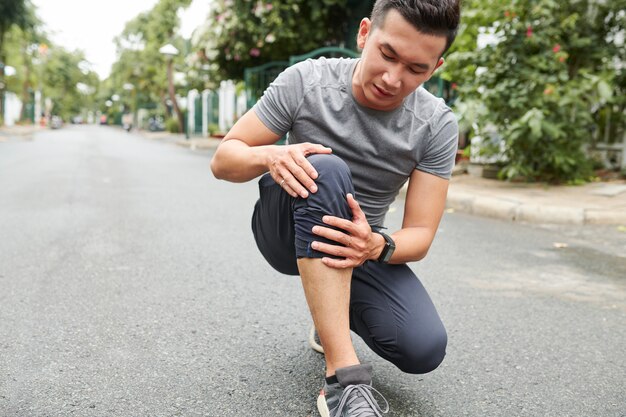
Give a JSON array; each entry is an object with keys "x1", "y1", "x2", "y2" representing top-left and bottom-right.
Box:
[{"x1": 332, "y1": 384, "x2": 390, "y2": 417}]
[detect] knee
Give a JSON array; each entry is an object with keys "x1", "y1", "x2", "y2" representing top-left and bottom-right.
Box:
[
  {"x1": 307, "y1": 153, "x2": 350, "y2": 178},
  {"x1": 294, "y1": 153, "x2": 354, "y2": 216},
  {"x1": 394, "y1": 327, "x2": 448, "y2": 374}
]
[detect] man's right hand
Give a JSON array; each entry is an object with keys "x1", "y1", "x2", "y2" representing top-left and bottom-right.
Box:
[{"x1": 266, "y1": 142, "x2": 332, "y2": 198}]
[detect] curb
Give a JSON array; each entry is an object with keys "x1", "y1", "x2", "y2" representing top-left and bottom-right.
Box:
[
  {"x1": 175, "y1": 138, "x2": 221, "y2": 150},
  {"x1": 445, "y1": 189, "x2": 626, "y2": 225}
]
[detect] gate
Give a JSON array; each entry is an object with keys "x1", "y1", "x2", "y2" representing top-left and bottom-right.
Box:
[
  {"x1": 288, "y1": 46, "x2": 360, "y2": 66},
  {"x1": 244, "y1": 61, "x2": 289, "y2": 110}
]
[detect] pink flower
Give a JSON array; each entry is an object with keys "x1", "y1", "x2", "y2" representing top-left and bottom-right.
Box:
[
  {"x1": 266, "y1": 3, "x2": 273, "y2": 10},
  {"x1": 552, "y1": 44, "x2": 561, "y2": 53},
  {"x1": 504, "y1": 10, "x2": 510, "y2": 18},
  {"x1": 250, "y1": 48, "x2": 261, "y2": 57},
  {"x1": 526, "y1": 26, "x2": 533, "y2": 38},
  {"x1": 451, "y1": 83, "x2": 458, "y2": 90},
  {"x1": 234, "y1": 54, "x2": 241, "y2": 61}
]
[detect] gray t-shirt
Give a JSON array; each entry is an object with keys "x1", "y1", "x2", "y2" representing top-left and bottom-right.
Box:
[{"x1": 253, "y1": 57, "x2": 458, "y2": 226}]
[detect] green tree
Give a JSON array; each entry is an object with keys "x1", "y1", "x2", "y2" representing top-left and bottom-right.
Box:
[
  {"x1": 3, "y1": 10, "x2": 50, "y2": 123},
  {"x1": 41, "y1": 47, "x2": 99, "y2": 120},
  {"x1": 447, "y1": 0, "x2": 626, "y2": 183},
  {"x1": 0, "y1": 0, "x2": 33, "y2": 124},
  {"x1": 199, "y1": 0, "x2": 350, "y2": 82},
  {"x1": 109, "y1": 0, "x2": 192, "y2": 130}
]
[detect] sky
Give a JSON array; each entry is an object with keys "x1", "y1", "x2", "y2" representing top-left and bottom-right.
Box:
[{"x1": 31, "y1": 0, "x2": 211, "y2": 80}]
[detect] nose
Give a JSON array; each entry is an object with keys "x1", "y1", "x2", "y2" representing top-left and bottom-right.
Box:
[{"x1": 381, "y1": 63, "x2": 402, "y2": 90}]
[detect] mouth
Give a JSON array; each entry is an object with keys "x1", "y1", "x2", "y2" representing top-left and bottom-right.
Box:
[{"x1": 373, "y1": 84, "x2": 393, "y2": 98}]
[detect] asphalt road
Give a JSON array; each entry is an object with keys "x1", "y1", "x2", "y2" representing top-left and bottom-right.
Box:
[{"x1": 1, "y1": 126, "x2": 624, "y2": 417}]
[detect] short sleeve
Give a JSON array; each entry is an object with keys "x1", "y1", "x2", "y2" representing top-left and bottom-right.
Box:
[
  {"x1": 416, "y1": 105, "x2": 459, "y2": 179},
  {"x1": 251, "y1": 62, "x2": 308, "y2": 137}
]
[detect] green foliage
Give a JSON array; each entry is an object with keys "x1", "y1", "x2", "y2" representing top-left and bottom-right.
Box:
[
  {"x1": 0, "y1": 2, "x2": 99, "y2": 123},
  {"x1": 0, "y1": 0, "x2": 32, "y2": 54},
  {"x1": 41, "y1": 48, "x2": 99, "y2": 120},
  {"x1": 207, "y1": 123, "x2": 220, "y2": 136},
  {"x1": 198, "y1": 0, "x2": 350, "y2": 82},
  {"x1": 447, "y1": 0, "x2": 626, "y2": 183},
  {"x1": 165, "y1": 116, "x2": 180, "y2": 133},
  {"x1": 107, "y1": 0, "x2": 191, "y2": 121}
]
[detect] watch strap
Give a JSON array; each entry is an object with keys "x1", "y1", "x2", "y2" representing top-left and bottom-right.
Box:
[{"x1": 375, "y1": 231, "x2": 395, "y2": 263}]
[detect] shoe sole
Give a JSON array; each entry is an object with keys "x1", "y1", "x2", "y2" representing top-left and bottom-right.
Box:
[{"x1": 308, "y1": 324, "x2": 325, "y2": 354}]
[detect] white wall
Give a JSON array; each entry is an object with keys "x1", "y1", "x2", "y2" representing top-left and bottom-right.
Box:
[{"x1": 2, "y1": 92, "x2": 22, "y2": 126}]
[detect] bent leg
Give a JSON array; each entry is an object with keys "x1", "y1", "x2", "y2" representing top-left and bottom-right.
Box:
[
  {"x1": 293, "y1": 154, "x2": 360, "y2": 376},
  {"x1": 350, "y1": 262, "x2": 447, "y2": 374},
  {"x1": 251, "y1": 172, "x2": 299, "y2": 275},
  {"x1": 250, "y1": 153, "x2": 355, "y2": 275}
]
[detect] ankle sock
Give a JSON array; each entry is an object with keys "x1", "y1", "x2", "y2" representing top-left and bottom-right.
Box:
[{"x1": 325, "y1": 375, "x2": 339, "y2": 385}]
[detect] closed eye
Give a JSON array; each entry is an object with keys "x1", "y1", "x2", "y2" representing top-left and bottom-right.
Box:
[
  {"x1": 381, "y1": 51, "x2": 394, "y2": 61},
  {"x1": 408, "y1": 67, "x2": 426, "y2": 75},
  {"x1": 381, "y1": 49, "x2": 426, "y2": 75}
]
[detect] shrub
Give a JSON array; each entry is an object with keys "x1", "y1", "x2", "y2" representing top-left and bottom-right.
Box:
[
  {"x1": 446, "y1": 0, "x2": 625, "y2": 183},
  {"x1": 165, "y1": 117, "x2": 180, "y2": 133}
]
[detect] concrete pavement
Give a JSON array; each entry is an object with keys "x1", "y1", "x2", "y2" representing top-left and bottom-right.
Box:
[{"x1": 3, "y1": 125, "x2": 625, "y2": 226}]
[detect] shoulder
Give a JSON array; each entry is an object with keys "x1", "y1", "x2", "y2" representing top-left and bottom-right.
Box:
[
  {"x1": 404, "y1": 87, "x2": 452, "y2": 121},
  {"x1": 288, "y1": 57, "x2": 355, "y2": 88}
]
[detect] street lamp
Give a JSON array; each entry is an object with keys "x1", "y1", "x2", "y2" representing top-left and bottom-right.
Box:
[{"x1": 159, "y1": 43, "x2": 185, "y2": 136}]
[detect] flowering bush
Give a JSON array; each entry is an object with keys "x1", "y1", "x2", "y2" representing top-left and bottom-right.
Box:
[
  {"x1": 200, "y1": 0, "x2": 349, "y2": 81},
  {"x1": 446, "y1": 0, "x2": 625, "y2": 183}
]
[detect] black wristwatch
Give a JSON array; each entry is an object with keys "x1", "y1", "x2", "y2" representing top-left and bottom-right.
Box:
[{"x1": 375, "y1": 231, "x2": 396, "y2": 263}]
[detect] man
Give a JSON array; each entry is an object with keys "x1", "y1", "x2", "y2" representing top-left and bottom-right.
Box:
[{"x1": 211, "y1": 0, "x2": 461, "y2": 415}]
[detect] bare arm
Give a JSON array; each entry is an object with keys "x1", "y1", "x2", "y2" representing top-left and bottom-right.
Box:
[
  {"x1": 210, "y1": 109, "x2": 332, "y2": 197},
  {"x1": 390, "y1": 169, "x2": 449, "y2": 263}
]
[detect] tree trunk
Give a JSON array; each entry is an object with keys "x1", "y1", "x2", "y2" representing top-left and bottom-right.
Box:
[
  {"x1": 0, "y1": 29, "x2": 6, "y2": 124},
  {"x1": 166, "y1": 59, "x2": 184, "y2": 134},
  {"x1": 19, "y1": 53, "x2": 31, "y2": 122}
]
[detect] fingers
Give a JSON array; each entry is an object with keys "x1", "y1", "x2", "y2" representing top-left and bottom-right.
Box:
[
  {"x1": 321, "y1": 257, "x2": 355, "y2": 269},
  {"x1": 270, "y1": 143, "x2": 332, "y2": 198},
  {"x1": 312, "y1": 225, "x2": 354, "y2": 247},
  {"x1": 346, "y1": 193, "x2": 366, "y2": 221},
  {"x1": 311, "y1": 240, "x2": 355, "y2": 258}
]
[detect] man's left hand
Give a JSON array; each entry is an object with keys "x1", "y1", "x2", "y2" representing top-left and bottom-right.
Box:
[{"x1": 310, "y1": 194, "x2": 383, "y2": 269}]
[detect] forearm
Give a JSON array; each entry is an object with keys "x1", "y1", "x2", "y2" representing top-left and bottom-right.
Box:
[
  {"x1": 366, "y1": 226, "x2": 434, "y2": 265},
  {"x1": 210, "y1": 139, "x2": 274, "y2": 182},
  {"x1": 388, "y1": 227, "x2": 435, "y2": 263}
]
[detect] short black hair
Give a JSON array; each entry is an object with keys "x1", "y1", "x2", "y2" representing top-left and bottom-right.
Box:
[{"x1": 370, "y1": 0, "x2": 461, "y2": 54}]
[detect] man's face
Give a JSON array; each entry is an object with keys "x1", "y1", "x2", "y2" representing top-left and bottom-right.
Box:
[{"x1": 352, "y1": 9, "x2": 446, "y2": 111}]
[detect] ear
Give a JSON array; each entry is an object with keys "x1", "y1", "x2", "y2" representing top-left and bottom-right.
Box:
[
  {"x1": 434, "y1": 57, "x2": 445, "y2": 72},
  {"x1": 356, "y1": 18, "x2": 372, "y2": 50}
]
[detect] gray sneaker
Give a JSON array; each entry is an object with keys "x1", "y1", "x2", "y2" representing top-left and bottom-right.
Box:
[{"x1": 317, "y1": 364, "x2": 389, "y2": 417}]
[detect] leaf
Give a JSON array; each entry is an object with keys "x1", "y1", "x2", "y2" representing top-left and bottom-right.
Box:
[
  {"x1": 529, "y1": 116, "x2": 542, "y2": 138},
  {"x1": 597, "y1": 80, "x2": 613, "y2": 101}
]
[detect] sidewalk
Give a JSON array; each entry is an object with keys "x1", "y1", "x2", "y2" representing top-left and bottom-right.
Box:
[
  {"x1": 173, "y1": 135, "x2": 626, "y2": 226},
  {"x1": 4, "y1": 125, "x2": 625, "y2": 226},
  {"x1": 0, "y1": 124, "x2": 44, "y2": 141},
  {"x1": 447, "y1": 169, "x2": 626, "y2": 226}
]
